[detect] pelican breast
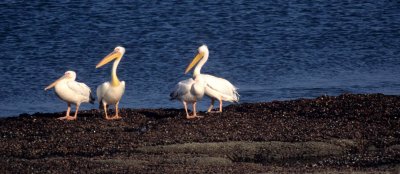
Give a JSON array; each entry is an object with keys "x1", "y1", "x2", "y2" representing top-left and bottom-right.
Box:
[
  {"x1": 97, "y1": 81, "x2": 125, "y2": 105},
  {"x1": 170, "y1": 77, "x2": 205, "y2": 103}
]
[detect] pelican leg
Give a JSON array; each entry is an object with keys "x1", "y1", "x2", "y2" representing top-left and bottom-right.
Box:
[
  {"x1": 183, "y1": 101, "x2": 192, "y2": 119},
  {"x1": 66, "y1": 103, "x2": 71, "y2": 116},
  {"x1": 219, "y1": 98, "x2": 223, "y2": 112},
  {"x1": 191, "y1": 102, "x2": 203, "y2": 118},
  {"x1": 58, "y1": 103, "x2": 75, "y2": 120},
  {"x1": 207, "y1": 98, "x2": 215, "y2": 113},
  {"x1": 110, "y1": 102, "x2": 122, "y2": 120},
  {"x1": 67, "y1": 104, "x2": 79, "y2": 121},
  {"x1": 104, "y1": 103, "x2": 112, "y2": 120},
  {"x1": 208, "y1": 98, "x2": 222, "y2": 113}
]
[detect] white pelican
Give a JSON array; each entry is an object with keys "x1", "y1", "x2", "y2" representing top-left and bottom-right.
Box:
[
  {"x1": 44, "y1": 71, "x2": 94, "y2": 120},
  {"x1": 185, "y1": 45, "x2": 239, "y2": 113},
  {"x1": 170, "y1": 76, "x2": 206, "y2": 119},
  {"x1": 96, "y1": 46, "x2": 126, "y2": 120}
]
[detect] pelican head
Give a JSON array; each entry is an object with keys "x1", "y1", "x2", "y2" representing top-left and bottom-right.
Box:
[
  {"x1": 96, "y1": 46, "x2": 126, "y2": 68},
  {"x1": 185, "y1": 45, "x2": 209, "y2": 74},
  {"x1": 45, "y1": 71, "x2": 76, "y2": 90}
]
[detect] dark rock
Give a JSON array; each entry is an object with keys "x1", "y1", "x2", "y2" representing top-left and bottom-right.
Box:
[{"x1": 1, "y1": 93, "x2": 400, "y2": 173}]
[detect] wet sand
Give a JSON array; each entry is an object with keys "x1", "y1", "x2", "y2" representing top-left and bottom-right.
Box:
[{"x1": 1, "y1": 93, "x2": 400, "y2": 173}]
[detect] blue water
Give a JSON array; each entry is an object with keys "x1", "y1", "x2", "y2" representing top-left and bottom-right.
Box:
[{"x1": 0, "y1": 1, "x2": 399, "y2": 117}]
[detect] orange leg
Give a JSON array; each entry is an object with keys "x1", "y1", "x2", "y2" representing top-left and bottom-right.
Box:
[
  {"x1": 110, "y1": 102, "x2": 122, "y2": 120},
  {"x1": 191, "y1": 102, "x2": 203, "y2": 118},
  {"x1": 104, "y1": 103, "x2": 112, "y2": 120},
  {"x1": 207, "y1": 98, "x2": 215, "y2": 113},
  {"x1": 183, "y1": 101, "x2": 191, "y2": 119},
  {"x1": 192, "y1": 102, "x2": 198, "y2": 117},
  {"x1": 58, "y1": 103, "x2": 75, "y2": 120},
  {"x1": 183, "y1": 101, "x2": 202, "y2": 119},
  {"x1": 208, "y1": 98, "x2": 223, "y2": 113},
  {"x1": 219, "y1": 98, "x2": 223, "y2": 112},
  {"x1": 68, "y1": 104, "x2": 79, "y2": 120}
]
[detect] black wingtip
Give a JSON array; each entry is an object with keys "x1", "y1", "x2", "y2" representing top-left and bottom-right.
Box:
[
  {"x1": 169, "y1": 92, "x2": 176, "y2": 101},
  {"x1": 89, "y1": 94, "x2": 95, "y2": 104},
  {"x1": 99, "y1": 100, "x2": 103, "y2": 109}
]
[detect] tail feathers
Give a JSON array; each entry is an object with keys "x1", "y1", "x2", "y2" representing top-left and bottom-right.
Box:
[
  {"x1": 221, "y1": 91, "x2": 239, "y2": 103},
  {"x1": 233, "y1": 91, "x2": 240, "y2": 103},
  {"x1": 169, "y1": 91, "x2": 176, "y2": 101},
  {"x1": 219, "y1": 91, "x2": 240, "y2": 103},
  {"x1": 89, "y1": 93, "x2": 95, "y2": 104},
  {"x1": 233, "y1": 98, "x2": 239, "y2": 104}
]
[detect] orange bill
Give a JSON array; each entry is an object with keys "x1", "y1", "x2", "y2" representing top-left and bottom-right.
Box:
[
  {"x1": 96, "y1": 50, "x2": 121, "y2": 68},
  {"x1": 184, "y1": 52, "x2": 203, "y2": 74}
]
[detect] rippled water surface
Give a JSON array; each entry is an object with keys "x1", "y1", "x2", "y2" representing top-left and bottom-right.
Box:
[{"x1": 0, "y1": 1, "x2": 399, "y2": 117}]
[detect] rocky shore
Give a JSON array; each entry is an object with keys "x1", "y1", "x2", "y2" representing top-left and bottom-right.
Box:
[{"x1": 1, "y1": 93, "x2": 400, "y2": 173}]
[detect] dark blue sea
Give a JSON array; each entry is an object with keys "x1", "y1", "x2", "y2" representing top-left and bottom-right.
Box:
[{"x1": 1, "y1": 1, "x2": 399, "y2": 117}]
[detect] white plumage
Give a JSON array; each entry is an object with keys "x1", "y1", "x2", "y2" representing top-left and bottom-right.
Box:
[
  {"x1": 203, "y1": 74, "x2": 239, "y2": 103},
  {"x1": 203, "y1": 74, "x2": 239, "y2": 113},
  {"x1": 170, "y1": 76, "x2": 206, "y2": 119},
  {"x1": 171, "y1": 44, "x2": 239, "y2": 118},
  {"x1": 181, "y1": 45, "x2": 239, "y2": 113},
  {"x1": 96, "y1": 81, "x2": 126, "y2": 108},
  {"x1": 96, "y1": 46, "x2": 126, "y2": 120},
  {"x1": 45, "y1": 71, "x2": 94, "y2": 120}
]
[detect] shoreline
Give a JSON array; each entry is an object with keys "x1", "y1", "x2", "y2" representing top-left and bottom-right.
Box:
[{"x1": 2, "y1": 93, "x2": 400, "y2": 173}]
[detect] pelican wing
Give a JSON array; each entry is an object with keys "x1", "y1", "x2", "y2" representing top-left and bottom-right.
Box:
[
  {"x1": 96, "y1": 82, "x2": 110, "y2": 102},
  {"x1": 203, "y1": 74, "x2": 239, "y2": 102},
  {"x1": 170, "y1": 78, "x2": 194, "y2": 100},
  {"x1": 66, "y1": 81, "x2": 94, "y2": 103},
  {"x1": 66, "y1": 81, "x2": 91, "y2": 97}
]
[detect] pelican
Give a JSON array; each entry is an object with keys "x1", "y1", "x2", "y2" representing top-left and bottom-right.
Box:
[
  {"x1": 96, "y1": 46, "x2": 126, "y2": 120},
  {"x1": 44, "y1": 71, "x2": 94, "y2": 120},
  {"x1": 185, "y1": 45, "x2": 239, "y2": 113},
  {"x1": 170, "y1": 76, "x2": 206, "y2": 119}
]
